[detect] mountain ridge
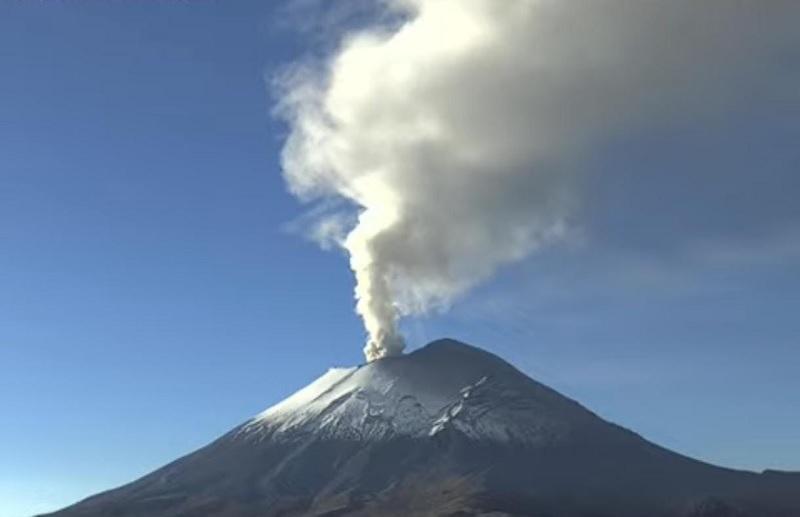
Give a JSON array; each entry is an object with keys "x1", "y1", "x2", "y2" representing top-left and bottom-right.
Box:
[{"x1": 43, "y1": 338, "x2": 800, "y2": 517}]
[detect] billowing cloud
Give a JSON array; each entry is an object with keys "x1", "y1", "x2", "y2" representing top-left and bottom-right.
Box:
[{"x1": 276, "y1": 0, "x2": 800, "y2": 361}]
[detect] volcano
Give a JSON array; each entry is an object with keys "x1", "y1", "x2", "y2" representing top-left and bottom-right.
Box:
[{"x1": 44, "y1": 339, "x2": 800, "y2": 517}]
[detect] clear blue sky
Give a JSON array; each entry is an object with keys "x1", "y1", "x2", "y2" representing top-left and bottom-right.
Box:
[{"x1": 1, "y1": 3, "x2": 798, "y2": 517}]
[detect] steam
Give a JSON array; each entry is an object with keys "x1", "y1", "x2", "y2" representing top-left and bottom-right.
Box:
[{"x1": 277, "y1": 0, "x2": 799, "y2": 361}]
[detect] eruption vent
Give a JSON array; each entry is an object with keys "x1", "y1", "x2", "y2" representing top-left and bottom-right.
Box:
[{"x1": 277, "y1": 0, "x2": 800, "y2": 360}]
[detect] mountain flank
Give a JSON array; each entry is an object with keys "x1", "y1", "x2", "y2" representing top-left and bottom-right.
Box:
[{"x1": 43, "y1": 339, "x2": 800, "y2": 517}]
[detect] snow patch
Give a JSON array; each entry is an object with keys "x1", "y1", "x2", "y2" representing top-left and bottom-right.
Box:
[
  {"x1": 243, "y1": 343, "x2": 581, "y2": 446},
  {"x1": 256, "y1": 367, "x2": 357, "y2": 421}
]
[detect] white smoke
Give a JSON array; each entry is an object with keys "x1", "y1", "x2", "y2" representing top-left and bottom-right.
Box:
[{"x1": 277, "y1": 0, "x2": 800, "y2": 361}]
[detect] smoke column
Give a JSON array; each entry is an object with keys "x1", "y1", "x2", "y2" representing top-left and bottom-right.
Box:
[{"x1": 277, "y1": 0, "x2": 800, "y2": 361}]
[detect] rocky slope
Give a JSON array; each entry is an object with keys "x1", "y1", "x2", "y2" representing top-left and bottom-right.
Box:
[{"x1": 43, "y1": 339, "x2": 800, "y2": 517}]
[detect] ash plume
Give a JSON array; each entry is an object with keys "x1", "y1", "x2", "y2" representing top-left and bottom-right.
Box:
[{"x1": 276, "y1": 0, "x2": 800, "y2": 361}]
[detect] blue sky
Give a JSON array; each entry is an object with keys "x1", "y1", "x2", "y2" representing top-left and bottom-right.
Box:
[{"x1": 1, "y1": 2, "x2": 798, "y2": 516}]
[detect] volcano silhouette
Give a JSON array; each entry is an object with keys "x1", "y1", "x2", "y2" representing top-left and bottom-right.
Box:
[{"x1": 44, "y1": 339, "x2": 800, "y2": 517}]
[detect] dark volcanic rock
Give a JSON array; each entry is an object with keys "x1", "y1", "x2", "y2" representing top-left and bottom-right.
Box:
[{"x1": 43, "y1": 339, "x2": 800, "y2": 517}]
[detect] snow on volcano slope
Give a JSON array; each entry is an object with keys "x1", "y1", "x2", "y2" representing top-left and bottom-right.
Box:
[
  {"x1": 240, "y1": 338, "x2": 597, "y2": 445},
  {"x1": 43, "y1": 339, "x2": 800, "y2": 517}
]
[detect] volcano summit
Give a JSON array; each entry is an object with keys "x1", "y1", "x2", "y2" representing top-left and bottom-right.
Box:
[{"x1": 45, "y1": 339, "x2": 800, "y2": 517}]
